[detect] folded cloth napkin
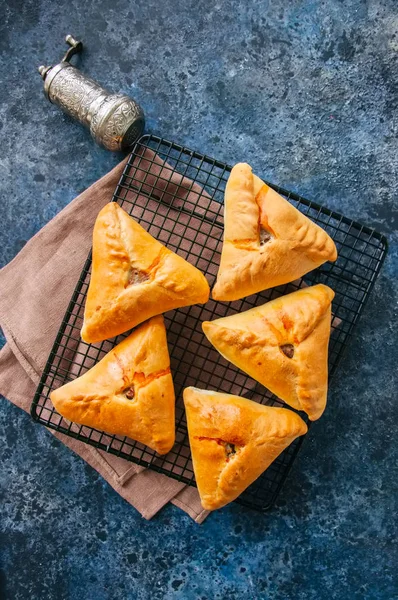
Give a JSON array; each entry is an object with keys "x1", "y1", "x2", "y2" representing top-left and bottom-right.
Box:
[{"x1": 0, "y1": 152, "x2": 210, "y2": 523}]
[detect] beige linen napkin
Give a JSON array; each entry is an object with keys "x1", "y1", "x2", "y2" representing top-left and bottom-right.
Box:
[{"x1": 0, "y1": 153, "x2": 209, "y2": 523}]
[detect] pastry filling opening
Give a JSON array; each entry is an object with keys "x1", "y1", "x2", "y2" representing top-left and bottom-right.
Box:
[
  {"x1": 127, "y1": 267, "x2": 149, "y2": 285},
  {"x1": 259, "y1": 227, "x2": 272, "y2": 246},
  {"x1": 126, "y1": 267, "x2": 149, "y2": 286},
  {"x1": 124, "y1": 386, "x2": 135, "y2": 400},
  {"x1": 197, "y1": 437, "x2": 238, "y2": 462},
  {"x1": 280, "y1": 344, "x2": 294, "y2": 358},
  {"x1": 224, "y1": 442, "x2": 236, "y2": 460}
]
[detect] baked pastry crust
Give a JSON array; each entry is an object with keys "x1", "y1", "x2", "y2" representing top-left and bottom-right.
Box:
[
  {"x1": 81, "y1": 202, "x2": 210, "y2": 343},
  {"x1": 203, "y1": 284, "x2": 334, "y2": 421},
  {"x1": 51, "y1": 315, "x2": 175, "y2": 454},
  {"x1": 184, "y1": 387, "x2": 307, "y2": 510},
  {"x1": 212, "y1": 163, "x2": 337, "y2": 301}
]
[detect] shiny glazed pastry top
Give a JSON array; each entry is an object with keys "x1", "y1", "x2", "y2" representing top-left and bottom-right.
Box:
[
  {"x1": 81, "y1": 202, "x2": 210, "y2": 343},
  {"x1": 212, "y1": 163, "x2": 337, "y2": 301},
  {"x1": 51, "y1": 315, "x2": 175, "y2": 454},
  {"x1": 203, "y1": 284, "x2": 334, "y2": 421},
  {"x1": 184, "y1": 386, "x2": 307, "y2": 510}
]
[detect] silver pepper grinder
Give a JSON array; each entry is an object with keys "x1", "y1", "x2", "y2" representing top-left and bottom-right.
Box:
[{"x1": 38, "y1": 35, "x2": 145, "y2": 151}]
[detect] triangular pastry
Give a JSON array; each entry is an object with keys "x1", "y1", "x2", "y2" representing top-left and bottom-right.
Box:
[
  {"x1": 203, "y1": 284, "x2": 334, "y2": 421},
  {"x1": 184, "y1": 387, "x2": 307, "y2": 510},
  {"x1": 81, "y1": 202, "x2": 210, "y2": 343},
  {"x1": 51, "y1": 316, "x2": 175, "y2": 454},
  {"x1": 212, "y1": 163, "x2": 337, "y2": 301}
]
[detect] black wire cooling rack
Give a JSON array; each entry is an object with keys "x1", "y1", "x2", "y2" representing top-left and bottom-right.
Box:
[{"x1": 31, "y1": 134, "x2": 387, "y2": 512}]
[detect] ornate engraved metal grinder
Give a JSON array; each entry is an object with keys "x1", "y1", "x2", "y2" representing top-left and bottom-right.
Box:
[{"x1": 38, "y1": 35, "x2": 145, "y2": 151}]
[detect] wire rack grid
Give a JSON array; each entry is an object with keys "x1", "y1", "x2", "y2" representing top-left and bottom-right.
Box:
[{"x1": 31, "y1": 134, "x2": 387, "y2": 512}]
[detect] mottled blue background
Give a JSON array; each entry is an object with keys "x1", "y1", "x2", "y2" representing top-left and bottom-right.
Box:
[{"x1": 1, "y1": 0, "x2": 397, "y2": 598}]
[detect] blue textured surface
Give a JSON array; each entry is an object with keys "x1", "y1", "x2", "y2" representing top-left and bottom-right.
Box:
[{"x1": 1, "y1": 1, "x2": 397, "y2": 598}]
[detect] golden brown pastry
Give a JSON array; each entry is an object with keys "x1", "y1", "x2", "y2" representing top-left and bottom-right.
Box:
[
  {"x1": 184, "y1": 387, "x2": 307, "y2": 510},
  {"x1": 212, "y1": 163, "x2": 337, "y2": 301},
  {"x1": 203, "y1": 284, "x2": 334, "y2": 421},
  {"x1": 81, "y1": 202, "x2": 210, "y2": 343},
  {"x1": 51, "y1": 316, "x2": 175, "y2": 454}
]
